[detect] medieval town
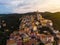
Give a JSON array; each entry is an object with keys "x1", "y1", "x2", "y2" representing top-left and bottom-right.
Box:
[{"x1": 5, "y1": 12, "x2": 60, "y2": 45}]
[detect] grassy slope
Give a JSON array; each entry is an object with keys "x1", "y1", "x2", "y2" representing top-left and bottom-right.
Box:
[{"x1": 42, "y1": 12, "x2": 60, "y2": 30}]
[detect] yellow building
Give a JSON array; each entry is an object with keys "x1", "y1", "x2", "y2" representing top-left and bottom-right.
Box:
[{"x1": 40, "y1": 19, "x2": 48, "y2": 26}]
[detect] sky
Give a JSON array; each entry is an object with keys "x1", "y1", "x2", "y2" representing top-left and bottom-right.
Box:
[{"x1": 0, "y1": 0, "x2": 60, "y2": 14}]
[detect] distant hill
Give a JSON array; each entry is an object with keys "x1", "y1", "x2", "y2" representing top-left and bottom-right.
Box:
[{"x1": 0, "y1": 12, "x2": 60, "y2": 30}]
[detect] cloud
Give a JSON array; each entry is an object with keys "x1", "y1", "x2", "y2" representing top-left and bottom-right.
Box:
[
  {"x1": 0, "y1": 0, "x2": 20, "y2": 13},
  {"x1": 14, "y1": 0, "x2": 60, "y2": 13},
  {"x1": 0, "y1": 0, "x2": 60, "y2": 13},
  {"x1": 13, "y1": 0, "x2": 46, "y2": 13}
]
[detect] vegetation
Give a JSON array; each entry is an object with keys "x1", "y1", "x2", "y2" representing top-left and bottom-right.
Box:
[
  {"x1": 41, "y1": 12, "x2": 60, "y2": 30},
  {"x1": 0, "y1": 12, "x2": 60, "y2": 45},
  {"x1": 0, "y1": 12, "x2": 60, "y2": 31}
]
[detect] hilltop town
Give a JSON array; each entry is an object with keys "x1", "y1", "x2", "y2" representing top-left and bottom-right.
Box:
[
  {"x1": 6, "y1": 12, "x2": 60, "y2": 45},
  {"x1": 0, "y1": 12, "x2": 60, "y2": 45}
]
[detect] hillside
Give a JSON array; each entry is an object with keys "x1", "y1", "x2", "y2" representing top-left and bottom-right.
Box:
[
  {"x1": 0, "y1": 12, "x2": 60, "y2": 45},
  {"x1": 0, "y1": 12, "x2": 60, "y2": 30},
  {"x1": 41, "y1": 12, "x2": 60, "y2": 30}
]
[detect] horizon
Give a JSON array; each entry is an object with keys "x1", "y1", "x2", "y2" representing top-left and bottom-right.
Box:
[{"x1": 0, "y1": 11, "x2": 60, "y2": 14}]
